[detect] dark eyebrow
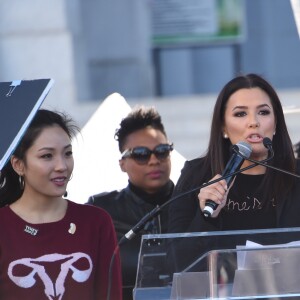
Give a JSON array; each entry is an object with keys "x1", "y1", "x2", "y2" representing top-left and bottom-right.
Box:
[
  {"x1": 38, "y1": 144, "x2": 72, "y2": 152},
  {"x1": 232, "y1": 103, "x2": 271, "y2": 111}
]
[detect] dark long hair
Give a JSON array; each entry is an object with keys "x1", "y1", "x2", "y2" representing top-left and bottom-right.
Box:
[
  {"x1": 203, "y1": 73, "x2": 296, "y2": 202},
  {"x1": 0, "y1": 109, "x2": 78, "y2": 207}
]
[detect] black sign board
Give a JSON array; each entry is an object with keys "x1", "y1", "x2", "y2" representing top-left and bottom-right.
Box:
[{"x1": 0, "y1": 79, "x2": 54, "y2": 170}]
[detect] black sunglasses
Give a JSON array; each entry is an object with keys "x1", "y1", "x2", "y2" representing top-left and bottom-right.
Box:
[{"x1": 121, "y1": 143, "x2": 173, "y2": 164}]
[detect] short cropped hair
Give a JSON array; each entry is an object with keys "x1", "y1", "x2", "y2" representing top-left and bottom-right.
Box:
[{"x1": 115, "y1": 106, "x2": 167, "y2": 152}]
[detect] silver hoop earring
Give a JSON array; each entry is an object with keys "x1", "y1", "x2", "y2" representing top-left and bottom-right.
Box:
[
  {"x1": 19, "y1": 175, "x2": 25, "y2": 190},
  {"x1": 0, "y1": 177, "x2": 6, "y2": 189}
]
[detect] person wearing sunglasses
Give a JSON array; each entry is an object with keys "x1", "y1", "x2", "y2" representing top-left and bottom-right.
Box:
[{"x1": 87, "y1": 106, "x2": 174, "y2": 300}]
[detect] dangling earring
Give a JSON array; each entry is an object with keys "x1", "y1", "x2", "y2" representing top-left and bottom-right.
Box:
[
  {"x1": 0, "y1": 177, "x2": 6, "y2": 189},
  {"x1": 223, "y1": 133, "x2": 228, "y2": 139},
  {"x1": 19, "y1": 175, "x2": 25, "y2": 190},
  {"x1": 64, "y1": 191, "x2": 68, "y2": 197}
]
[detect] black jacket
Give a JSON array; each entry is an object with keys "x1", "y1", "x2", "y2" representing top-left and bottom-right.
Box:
[
  {"x1": 88, "y1": 180, "x2": 174, "y2": 299},
  {"x1": 168, "y1": 157, "x2": 300, "y2": 233}
]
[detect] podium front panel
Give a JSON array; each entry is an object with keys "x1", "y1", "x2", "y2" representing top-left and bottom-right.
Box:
[{"x1": 133, "y1": 227, "x2": 300, "y2": 299}]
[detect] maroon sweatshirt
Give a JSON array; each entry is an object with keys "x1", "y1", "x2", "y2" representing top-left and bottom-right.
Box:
[{"x1": 0, "y1": 200, "x2": 122, "y2": 300}]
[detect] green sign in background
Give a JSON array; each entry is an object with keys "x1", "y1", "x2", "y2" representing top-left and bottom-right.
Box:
[{"x1": 151, "y1": 0, "x2": 245, "y2": 48}]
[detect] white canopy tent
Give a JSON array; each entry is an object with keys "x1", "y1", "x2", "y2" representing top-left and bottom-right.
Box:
[{"x1": 291, "y1": 0, "x2": 300, "y2": 38}]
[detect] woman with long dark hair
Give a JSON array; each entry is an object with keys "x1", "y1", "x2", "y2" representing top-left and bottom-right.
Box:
[
  {"x1": 0, "y1": 109, "x2": 122, "y2": 300},
  {"x1": 168, "y1": 73, "x2": 300, "y2": 233}
]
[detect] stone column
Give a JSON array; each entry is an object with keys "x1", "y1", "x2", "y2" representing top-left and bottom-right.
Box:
[{"x1": 0, "y1": 0, "x2": 90, "y2": 109}]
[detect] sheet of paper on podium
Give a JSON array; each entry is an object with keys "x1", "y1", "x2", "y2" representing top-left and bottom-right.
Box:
[
  {"x1": 0, "y1": 79, "x2": 54, "y2": 170},
  {"x1": 233, "y1": 239, "x2": 300, "y2": 297}
]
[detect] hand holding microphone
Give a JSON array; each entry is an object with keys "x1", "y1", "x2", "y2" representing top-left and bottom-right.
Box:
[
  {"x1": 201, "y1": 141, "x2": 252, "y2": 218},
  {"x1": 199, "y1": 174, "x2": 230, "y2": 218},
  {"x1": 201, "y1": 138, "x2": 280, "y2": 217}
]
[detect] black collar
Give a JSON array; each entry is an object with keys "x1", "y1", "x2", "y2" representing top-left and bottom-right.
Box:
[{"x1": 128, "y1": 180, "x2": 174, "y2": 206}]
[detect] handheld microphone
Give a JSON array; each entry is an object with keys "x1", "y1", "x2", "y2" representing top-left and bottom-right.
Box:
[{"x1": 203, "y1": 141, "x2": 252, "y2": 218}]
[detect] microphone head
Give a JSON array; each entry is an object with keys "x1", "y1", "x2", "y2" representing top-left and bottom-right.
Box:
[
  {"x1": 236, "y1": 141, "x2": 252, "y2": 158},
  {"x1": 263, "y1": 137, "x2": 272, "y2": 149}
]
